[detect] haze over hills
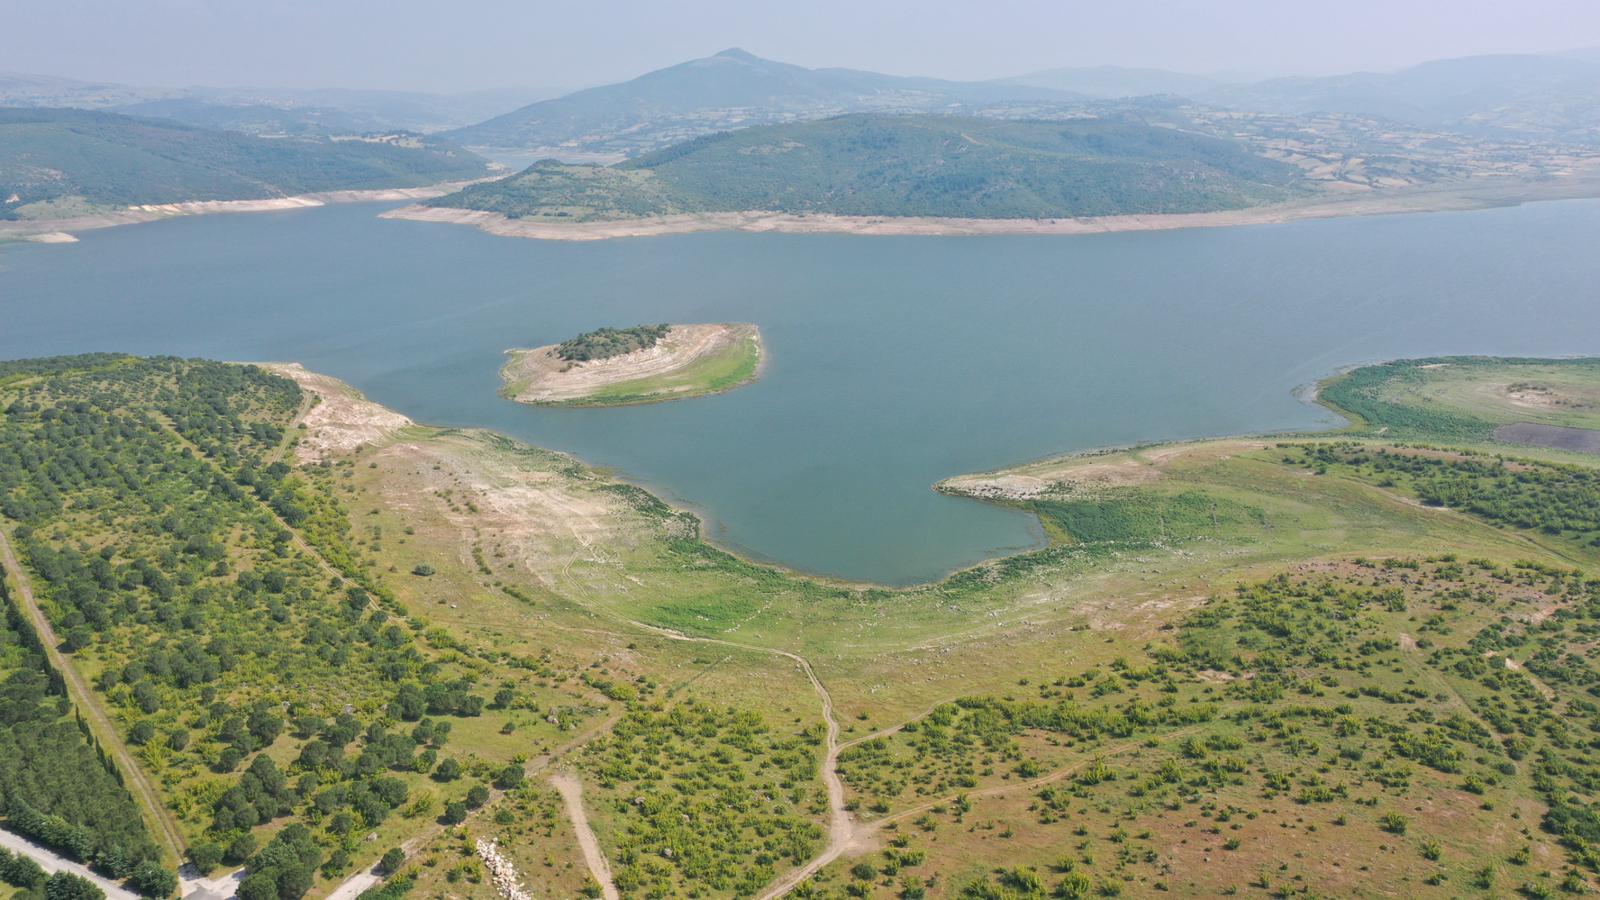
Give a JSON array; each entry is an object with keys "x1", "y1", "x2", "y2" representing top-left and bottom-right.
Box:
[
  {"x1": 426, "y1": 113, "x2": 1302, "y2": 222},
  {"x1": 444, "y1": 47, "x2": 1082, "y2": 156},
  {"x1": 999, "y1": 65, "x2": 1225, "y2": 99},
  {"x1": 1205, "y1": 53, "x2": 1600, "y2": 144},
  {"x1": 0, "y1": 71, "x2": 560, "y2": 135},
  {"x1": 446, "y1": 48, "x2": 1600, "y2": 156},
  {"x1": 0, "y1": 107, "x2": 490, "y2": 220}
]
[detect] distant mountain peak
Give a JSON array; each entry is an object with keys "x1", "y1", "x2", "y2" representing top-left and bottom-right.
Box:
[{"x1": 712, "y1": 47, "x2": 762, "y2": 62}]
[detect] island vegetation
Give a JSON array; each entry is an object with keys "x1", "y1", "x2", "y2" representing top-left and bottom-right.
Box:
[
  {"x1": 501, "y1": 322, "x2": 762, "y2": 406},
  {"x1": 555, "y1": 325, "x2": 672, "y2": 363},
  {"x1": 5, "y1": 351, "x2": 1600, "y2": 899}
]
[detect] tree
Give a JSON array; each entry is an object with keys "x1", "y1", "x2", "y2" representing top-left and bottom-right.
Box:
[
  {"x1": 377, "y1": 848, "x2": 406, "y2": 876},
  {"x1": 188, "y1": 843, "x2": 223, "y2": 876},
  {"x1": 224, "y1": 833, "x2": 258, "y2": 866},
  {"x1": 441, "y1": 801, "x2": 467, "y2": 825},
  {"x1": 235, "y1": 873, "x2": 277, "y2": 900},
  {"x1": 44, "y1": 872, "x2": 104, "y2": 900},
  {"x1": 466, "y1": 784, "x2": 489, "y2": 809},
  {"x1": 493, "y1": 765, "x2": 523, "y2": 790},
  {"x1": 130, "y1": 862, "x2": 177, "y2": 899}
]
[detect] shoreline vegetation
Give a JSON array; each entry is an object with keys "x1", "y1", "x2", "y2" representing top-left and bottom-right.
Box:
[
  {"x1": 383, "y1": 171, "x2": 1600, "y2": 242},
  {"x1": 5, "y1": 352, "x2": 1600, "y2": 899},
  {"x1": 0, "y1": 179, "x2": 491, "y2": 244},
  {"x1": 500, "y1": 322, "x2": 763, "y2": 407}
]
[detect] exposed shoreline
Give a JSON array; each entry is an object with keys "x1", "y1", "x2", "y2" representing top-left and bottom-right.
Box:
[
  {"x1": 381, "y1": 172, "x2": 1600, "y2": 242},
  {"x1": 0, "y1": 178, "x2": 492, "y2": 243}
]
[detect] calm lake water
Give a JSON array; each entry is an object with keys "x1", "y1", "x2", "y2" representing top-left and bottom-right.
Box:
[{"x1": 3, "y1": 199, "x2": 1599, "y2": 584}]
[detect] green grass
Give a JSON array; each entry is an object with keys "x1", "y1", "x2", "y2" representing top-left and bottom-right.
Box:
[
  {"x1": 528, "y1": 328, "x2": 762, "y2": 408},
  {"x1": 1317, "y1": 356, "x2": 1600, "y2": 440}
]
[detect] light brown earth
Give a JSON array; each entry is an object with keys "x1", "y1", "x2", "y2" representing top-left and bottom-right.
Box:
[
  {"x1": 263, "y1": 363, "x2": 412, "y2": 462},
  {"x1": 550, "y1": 772, "x2": 620, "y2": 900},
  {"x1": 939, "y1": 440, "x2": 1266, "y2": 501},
  {"x1": 0, "y1": 179, "x2": 490, "y2": 241},
  {"x1": 500, "y1": 322, "x2": 760, "y2": 405}
]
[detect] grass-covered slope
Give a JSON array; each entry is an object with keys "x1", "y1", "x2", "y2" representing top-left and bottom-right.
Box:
[
  {"x1": 0, "y1": 107, "x2": 488, "y2": 218},
  {"x1": 1319, "y1": 356, "x2": 1600, "y2": 443},
  {"x1": 428, "y1": 113, "x2": 1302, "y2": 222}
]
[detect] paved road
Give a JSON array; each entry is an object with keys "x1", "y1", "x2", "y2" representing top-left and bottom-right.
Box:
[{"x1": 0, "y1": 827, "x2": 140, "y2": 900}]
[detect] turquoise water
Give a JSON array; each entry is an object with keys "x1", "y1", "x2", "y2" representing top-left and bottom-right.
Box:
[{"x1": 3, "y1": 199, "x2": 1599, "y2": 584}]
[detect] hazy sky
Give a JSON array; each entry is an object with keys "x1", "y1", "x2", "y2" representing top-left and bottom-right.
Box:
[{"x1": 6, "y1": 0, "x2": 1599, "y2": 92}]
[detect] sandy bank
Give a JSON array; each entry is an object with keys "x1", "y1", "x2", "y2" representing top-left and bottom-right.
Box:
[
  {"x1": 0, "y1": 179, "x2": 490, "y2": 242},
  {"x1": 382, "y1": 172, "x2": 1600, "y2": 242},
  {"x1": 502, "y1": 323, "x2": 762, "y2": 405}
]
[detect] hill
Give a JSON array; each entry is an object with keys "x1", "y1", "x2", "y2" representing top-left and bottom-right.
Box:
[
  {"x1": 426, "y1": 113, "x2": 1302, "y2": 223},
  {"x1": 1203, "y1": 54, "x2": 1600, "y2": 144},
  {"x1": 0, "y1": 107, "x2": 490, "y2": 219},
  {"x1": 445, "y1": 48, "x2": 1077, "y2": 156},
  {"x1": 0, "y1": 72, "x2": 552, "y2": 135},
  {"x1": 999, "y1": 65, "x2": 1225, "y2": 99}
]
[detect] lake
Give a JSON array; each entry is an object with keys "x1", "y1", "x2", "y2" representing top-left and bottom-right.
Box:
[{"x1": 3, "y1": 199, "x2": 1599, "y2": 584}]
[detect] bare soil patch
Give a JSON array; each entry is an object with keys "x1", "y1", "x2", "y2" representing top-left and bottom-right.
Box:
[{"x1": 264, "y1": 363, "x2": 412, "y2": 462}]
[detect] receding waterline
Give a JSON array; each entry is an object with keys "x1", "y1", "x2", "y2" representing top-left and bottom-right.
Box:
[{"x1": 2, "y1": 198, "x2": 1598, "y2": 582}]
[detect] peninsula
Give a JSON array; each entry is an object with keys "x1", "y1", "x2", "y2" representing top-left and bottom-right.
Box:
[{"x1": 500, "y1": 322, "x2": 763, "y2": 406}]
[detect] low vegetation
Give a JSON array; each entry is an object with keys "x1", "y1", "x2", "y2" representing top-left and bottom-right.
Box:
[{"x1": 5, "y1": 352, "x2": 1600, "y2": 900}]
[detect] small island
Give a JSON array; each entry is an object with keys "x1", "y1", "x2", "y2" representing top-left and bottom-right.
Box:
[{"x1": 501, "y1": 322, "x2": 763, "y2": 406}]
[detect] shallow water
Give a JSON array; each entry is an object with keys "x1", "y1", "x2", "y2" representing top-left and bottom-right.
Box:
[
  {"x1": 3, "y1": 199, "x2": 1599, "y2": 583},
  {"x1": 1495, "y1": 422, "x2": 1600, "y2": 455}
]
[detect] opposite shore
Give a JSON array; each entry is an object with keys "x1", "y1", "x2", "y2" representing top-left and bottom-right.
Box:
[
  {"x1": 0, "y1": 178, "x2": 493, "y2": 244},
  {"x1": 380, "y1": 170, "x2": 1600, "y2": 241}
]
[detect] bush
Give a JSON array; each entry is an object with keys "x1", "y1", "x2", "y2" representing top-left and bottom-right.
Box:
[{"x1": 377, "y1": 848, "x2": 406, "y2": 876}]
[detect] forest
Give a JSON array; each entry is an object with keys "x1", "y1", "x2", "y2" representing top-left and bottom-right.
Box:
[
  {"x1": 426, "y1": 113, "x2": 1304, "y2": 222},
  {"x1": 0, "y1": 356, "x2": 534, "y2": 898}
]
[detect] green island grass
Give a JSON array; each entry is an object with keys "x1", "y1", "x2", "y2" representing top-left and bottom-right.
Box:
[{"x1": 506, "y1": 325, "x2": 762, "y2": 408}]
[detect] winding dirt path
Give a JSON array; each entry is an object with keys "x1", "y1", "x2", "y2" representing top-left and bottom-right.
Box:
[
  {"x1": 551, "y1": 772, "x2": 620, "y2": 900},
  {"x1": 614, "y1": 620, "x2": 852, "y2": 900}
]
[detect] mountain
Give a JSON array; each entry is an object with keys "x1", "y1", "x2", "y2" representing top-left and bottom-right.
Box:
[
  {"x1": 445, "y1": 48, "x2": 1079, "y2": 155},
  {"x1": 0, "y1": 70, "x2": 172, "y2": 109},
  {"x1": 0, "y1": 107, "x2": 490, "y2": 219},
  {"x1": 427, "y1": 112, "x2": 1302, "y2": 222},
  {"x1": 999, "y1": 65, "x2": 1224, "y2": 99},
  {"x1": 0, "y1": 72, "x2": 555, "y2": 135},
  {"x1": 134, "y1": 85, "x2": 560, "y2": 134},
  {"x1": 1202, "y1": 54, "x2": 1600, "y2": 143},
  {"x1": 107, "y1": 98, "x2": 396, "y2": 137}
]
